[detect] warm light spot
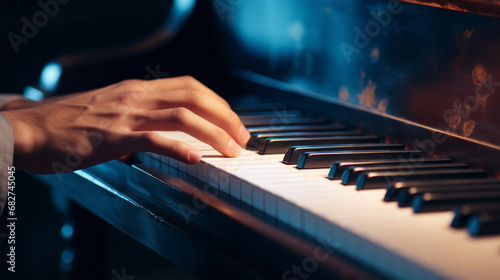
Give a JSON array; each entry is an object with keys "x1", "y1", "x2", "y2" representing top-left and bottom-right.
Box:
[
  {"x1": 446, "y1": 102, "x2": 462, "y2": 131},
  {"x1": 339, "y1": 86, "x2": 349, "y2": 101},
  {"x1": 472, "y1": 64, "x2": 488, "y2": 86},
  {"x1": 400, "y1": 1, "x2": 465, "y2": 13},
  {"x1": 377, "y1": 98, "x2": 388, "y2": 113},
  {"x1": 477, "y1": 96, "x2": 487, "y2": 109},
  {"x1": 371, "y1": 47, "x2": 380, "y2": 62},
  {"x1": 360, "y1": 70, "x2": 366, "y2": 79},
  {"x1": 357, "y1": 80, "x2": 377, "y2": 108},
  {"x1": 463, "y1": 120, "x2": 476, "y2": 137}
]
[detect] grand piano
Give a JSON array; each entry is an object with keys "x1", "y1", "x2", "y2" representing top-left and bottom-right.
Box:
[{"x1": 31, "y1": 0, "x2": 500, "y2": 279}]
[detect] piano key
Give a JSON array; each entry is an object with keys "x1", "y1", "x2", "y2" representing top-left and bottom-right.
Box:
[
  {"x1": 242, "y1": 117, "x2": 326, "y2": 127},
  {"x1": 259, "y1": 135, "x2": 380, "y2": 155},
  {"x1": 152, "y1": 131, "x2": 500, "y2": 280},
  {"x1": 451, "y1": 203, "x2": 500, "y2": 228},
  {"x1": 283, "y1": 143, "x2": 405, "y2": 165},
  {"x1": 297, "y1": 150, "x2": 423, "y2": 169},
  {"x1": 247, "y1": 124, "x2": 346, "y2": 134},
  {"x1": 248, "y1": 130, "x2": 364, "y2": 150},
  {"x1": 342, "y1": 163, "x2": 470, "y2": 186},
  {"x1": 330, "y1": 158, "x2": 454, "y2": 180},
  {"x1": 398, "y1": 181, "x2": 500, "y2": 207},
  {"x1": 412, "y1": 191, "x2": 500, "y2": 213},
  {"x1": 384, "y1": 178, "x2": 500, "y2": 202},
  {"x1": 356, "y1": 169, "x2": 489, "y2": 190},
  {"x1": 467, "y1": 211, "x2": 500, "y2": 236}
]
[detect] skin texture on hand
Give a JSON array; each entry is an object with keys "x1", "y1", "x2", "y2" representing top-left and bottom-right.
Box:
[{"x1": 1, "y1": 76, "x2": 250, "y2": 174}]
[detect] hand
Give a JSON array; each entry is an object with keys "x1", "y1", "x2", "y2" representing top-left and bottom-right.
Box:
[{"x1": 1, "y1": 76, "x2": 250, "y2": 174}]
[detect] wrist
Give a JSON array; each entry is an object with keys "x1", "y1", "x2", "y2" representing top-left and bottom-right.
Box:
[
  {"x1": 1, "y1": 99, "x2": 37, "y2": 110},
  {"x1": 1, "y1": 110, "x2": 40, "y2": 171}
]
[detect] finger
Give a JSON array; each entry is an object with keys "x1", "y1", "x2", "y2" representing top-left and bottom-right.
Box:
[
  {"x1": 130, "y1": 108, "x2": 242, "y2": 158},
  {"x1": 135, "y1": 88, "x2": 250, "y2": 145},
  {"x1": 128, "y1": 132, "x2": 202, "y2": 164},
  {"x1": 143, "y1": 76, "x2": 231, "y2": 108}
]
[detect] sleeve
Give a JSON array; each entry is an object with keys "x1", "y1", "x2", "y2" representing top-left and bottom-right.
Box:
[{"x1": 0, "y1": 113, "x2": 14, "y2": 216}]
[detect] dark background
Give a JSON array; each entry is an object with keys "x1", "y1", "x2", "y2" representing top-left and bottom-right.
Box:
[{"x1": 0, "y1": 0, "x2": 234, "y2": 95}]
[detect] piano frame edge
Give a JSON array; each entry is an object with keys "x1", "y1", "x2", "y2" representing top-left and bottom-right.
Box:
[
  {"x1": 234, "y1": 70, "x2": 500, "y2": 177},
  {"x1": 36, "y1": 159, "x2": 387, "y2": 280}
]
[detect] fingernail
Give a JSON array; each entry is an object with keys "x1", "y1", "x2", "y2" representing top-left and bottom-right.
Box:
[
  {"x1": 228, "y1": 138, "x2": 242, "y2": 156},
  {"x1": 188, "y1": 149, "x2": 202, "y2": 162},
  {"x1": 238, "y1": 125, "x2": 251, "y2": 144}
]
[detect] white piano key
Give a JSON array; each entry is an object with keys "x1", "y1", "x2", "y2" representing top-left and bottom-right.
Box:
[
  {"x1": 229, "y1": 174, "x2": 241, "y2": 200},
  {"x1": 219, "y1": 170, "x2": 230, "y2": 196},
  {"x1": 187, "y1": 163, "x2": 198, "y2": 177},
  {"x1": 198, "y1": 161, "x2": 208, "y2": 182},
  {"x1": 148, "y1": 131, "x2": 500, "y2": 280}
]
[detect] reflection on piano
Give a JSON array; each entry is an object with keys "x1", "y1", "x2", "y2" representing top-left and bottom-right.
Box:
[{"x1": 38, "y1": 0, "x2": 500, "y2": 279}]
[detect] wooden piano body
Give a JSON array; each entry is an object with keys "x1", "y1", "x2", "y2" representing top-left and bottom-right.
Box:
[{"x1": 34, "y1": 0, "x2": 500, "y2": 279}]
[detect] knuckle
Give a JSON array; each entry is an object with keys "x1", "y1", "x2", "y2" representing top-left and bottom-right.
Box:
[
  {"x1": 118, "y1": 79, "x2": 143, "y2": 89},
  {"x1": 185, "y1": 88, "x2": 205, "y2": 105},
  {"x1": 181, "y1": 75, "x2": 199, "y2": 86},
  {"x1": 169, "y1": 107, "x2": 190, "y2": 123},
  {"x1": 143, "y1": 131, "x2": 159, "y2": 145}
]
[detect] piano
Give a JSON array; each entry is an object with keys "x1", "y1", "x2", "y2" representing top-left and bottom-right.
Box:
[{"x1": 35, "y1": 0, "x2": 500, "y2": 279}]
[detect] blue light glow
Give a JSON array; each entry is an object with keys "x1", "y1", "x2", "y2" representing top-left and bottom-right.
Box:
[
  {"x1": 23, "y1": 86, "x2": 44, "y2": 101},
  {"x1": 39, "y1": 62, "x2": 62, "y2": 92},
  {"x1": 174, "y1": 0, "x2": 196, "y2": 12},
  {"x1": 61, "y1": 224, "x2": 74, "y2": 239},
  {"x1": 61, "y1": 249, "x2": 74, "y2": 263},
  {"x1": 162, "y1": 0, "x2": 196, "y2": 32}
]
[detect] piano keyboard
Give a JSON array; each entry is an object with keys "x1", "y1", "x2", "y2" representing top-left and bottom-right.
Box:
[{"x1": 141, "y1": 97, "x2": 500, "y2": 280}]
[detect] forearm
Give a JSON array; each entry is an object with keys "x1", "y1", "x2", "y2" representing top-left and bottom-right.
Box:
[{"x1": 0, "y1": 94, "x2": 26, "y2": 110}]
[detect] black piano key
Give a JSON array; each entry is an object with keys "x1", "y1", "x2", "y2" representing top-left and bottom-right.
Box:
[
  {"x1": 451, "y1": 203, "x2": 500, "y2": 228},
  {"x1": 243, "y1": 117, "x2": 326, "y2": 127},
  {"x1": 398, "y1": 181, "x2": 500, "y2": 207},
  {"x1": 297, "y1": 150, "x2": 423, "y2": 169},
  {"x1": 384, "y1": 178, "x2": 500, "y2": 202},
  {"x1": 249, "y1": 128, "x2": 350, "y2": 149},
  {"x1": 412, "y1": 191, "x2": 500, "y2": 213},
  {"x1": 283, "y1": 143, "x2": 405, "y2": 165},
  {"x1": 248, "y1": 131, "x2": 363, "y2": 150},
  {"x1": 342, "y1": 163, "x2": 469, "y2": 186},
  {"x1": 238, "y1": 110, "x2": 304, "y2": 120},
  {"x1": 232, "y1": 103, "x2": 286, "y2": 112},
  {"x1": 247, "y1": 124, "x2": 346, "y2": 134},
  {"x1": 356, "y1": 169, "x2": 488, "y2": 190},
  {"x1": 329, "y1": 158, "x2": 453, "y2": 180},
  {"x1": 468, "y1": 211, "x2": 500, "y2": 236},
  {"x1": 259, "y1": 136, "x2": 380, "y2": 155}
]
